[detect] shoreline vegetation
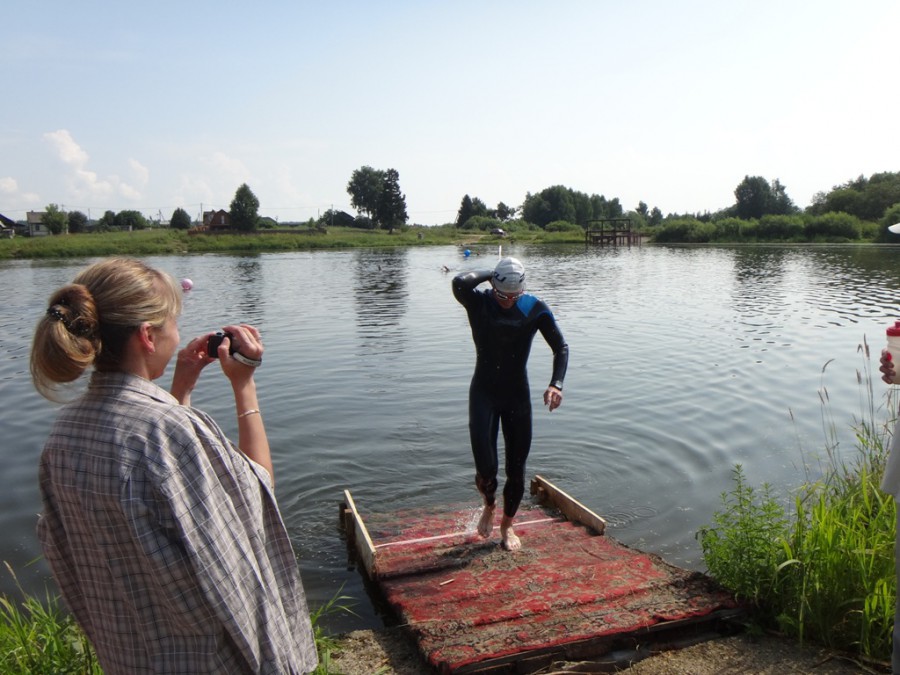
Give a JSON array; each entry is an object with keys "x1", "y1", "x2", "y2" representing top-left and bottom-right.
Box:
[
  {"x1": 0, "y1": 225, "x2": 585, "y2": 260},
  {"x1": 2, "y1": 211, "x2": 899, "y2": 263},
  {"x1": 1, "y1": 235, "x2": 897, "y2": 673}
]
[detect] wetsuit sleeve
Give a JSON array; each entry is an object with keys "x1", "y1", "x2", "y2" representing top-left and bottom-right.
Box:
[
  {"x1": 537, "y1": 313, "x2": 569, "y2": 390},
  {"x1": 452, "y1": 269, "x2": 493, "y2": 306}
]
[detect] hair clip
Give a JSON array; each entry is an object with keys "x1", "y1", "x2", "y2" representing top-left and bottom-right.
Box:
[{"x1": 47, "y1": 306, "x2": 66, "y2": 323}]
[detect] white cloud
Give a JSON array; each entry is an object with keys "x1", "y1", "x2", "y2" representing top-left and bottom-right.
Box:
[
  {"x1": 0, "y1": 176, "x2": 41, "y2": 210},
  {"x1": 42, "y1": 129, "x2": 144, "y2": 204},
  {"x1": 128, "y1": 158, "x2": 149, "y2": 188},
  {"x1": 43, "y1": 129, "x2": 89, "y2": 167},
  {"x1": 205, "y1": 151, "x2": 251, "y2": 183},
  {"x1": 0, "y1": 177, "x2": 18, "y2": 194}
]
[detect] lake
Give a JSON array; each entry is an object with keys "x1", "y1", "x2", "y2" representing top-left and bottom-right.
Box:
[{"x1": 2, "y1": 243, "x2": 900, "y2": 633}]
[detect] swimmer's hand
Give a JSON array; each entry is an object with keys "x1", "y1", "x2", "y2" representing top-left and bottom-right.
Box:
[{"x1": 544, "y1": 386, "x2": 563, "y2": 412}]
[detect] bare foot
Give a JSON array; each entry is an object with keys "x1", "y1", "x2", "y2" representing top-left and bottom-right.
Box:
[
  {"x1": 501, "y1": 520, "x2": 521, "y2": 551},
  {"x1": 477, "y1": 505, "x2": 495, "y2": 538}
]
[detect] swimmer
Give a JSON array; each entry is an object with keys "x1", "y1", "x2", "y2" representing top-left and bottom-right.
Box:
[{"x1": 453, "y1": 257, "x2": 569, "y2": 551}]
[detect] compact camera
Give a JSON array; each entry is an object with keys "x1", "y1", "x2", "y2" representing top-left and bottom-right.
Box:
[{"x1": 207, "y1": 331, "x2": 237, "y2": 358}]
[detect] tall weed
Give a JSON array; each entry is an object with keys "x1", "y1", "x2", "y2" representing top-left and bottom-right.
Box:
[
  {"x1": 698, "y1": 337, "x2": 897, "y2": 661},
  {"x1": 0, "y1": 563, "x2": 101, "y2": 674}
]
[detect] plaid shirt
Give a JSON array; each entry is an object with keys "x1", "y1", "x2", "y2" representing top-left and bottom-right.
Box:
[{"x1": 37, "y1": 371, "x2": 317, "y2": 674}]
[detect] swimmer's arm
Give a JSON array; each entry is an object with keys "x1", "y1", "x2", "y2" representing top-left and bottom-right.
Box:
[
  {"x1": 452, "y1": 269, "x2": 493, "y2": 304},
  {"x1": 538, "y1": 313, "x2": 569, "y2": 390}
]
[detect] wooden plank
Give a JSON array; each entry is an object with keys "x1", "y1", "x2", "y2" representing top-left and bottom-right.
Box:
[
  {"x1": 530, "y1": 474, "x2": 606, "y2": 535},
  {"x1": 341, "y1": 489, "x2": 378, "y2": 579}
]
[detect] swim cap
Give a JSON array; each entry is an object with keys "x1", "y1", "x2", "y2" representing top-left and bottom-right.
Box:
[{"x1": 492, "y1": 257, "x2": 526, "y2": 294}]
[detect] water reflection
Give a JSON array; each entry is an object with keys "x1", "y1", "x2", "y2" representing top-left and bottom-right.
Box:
[
  {"x1": 226, "y1": 258, "x2": 265, "y2": 324},
  {"x1": 352, "y1": 249, "x2": 409, "y2": 355}
]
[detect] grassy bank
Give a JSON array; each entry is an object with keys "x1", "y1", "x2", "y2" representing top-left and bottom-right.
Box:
[
  {"x1": 0, "y1": 225, "x2": 584, "y2": 260},
  {"x1": 0, "y1": 563, "x2": 354, "y2": 675},
  {"x1": 699, "y1": 340, "x2": 896, "y2": 663}
]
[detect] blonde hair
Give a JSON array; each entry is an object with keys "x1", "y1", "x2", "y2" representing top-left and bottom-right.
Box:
[{"x1": 31, "y1": 258, "x2": 182, "y2": 400}]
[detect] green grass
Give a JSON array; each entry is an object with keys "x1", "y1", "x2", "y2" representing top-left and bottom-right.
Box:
[
  {"x1": 0, "y1": 563, "x2": 101, "y2": 674},
  {"x1": 698, "y1": 337, "x2": 896, "y2": 661},
  {"x1": 0, "y1": 225, "x2": 585, "y2": 260},
  {"x1": 0, "y1": 563, "x2": 358, "y2": 674}
]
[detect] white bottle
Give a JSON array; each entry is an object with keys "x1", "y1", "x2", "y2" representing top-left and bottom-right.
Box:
[{"x1": 887, "y1": 321, "x2": 900, "y2": 384}]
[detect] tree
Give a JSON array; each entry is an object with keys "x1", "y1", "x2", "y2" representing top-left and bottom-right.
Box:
[
  {"x1": 230, "y1": 183, "x2": 260, "y2": 232},
  {"x1": 347, "y1": 166, "x2": 385, "y2": 223},
  {"x1": 96, "y1": 210, "x2": 116, "y2": 232},
  {"x1": 769, "y1": 179, "x2": 797, "y2": 215},
  {"x1": 170, "y1": 207, "x2": 192, "y2": 230},
  {"x1": 43, "y1": 204, "x2": 68, "y2": 235},
  {"x1": 522, "y1": 186, "x2": 577, "y2": 228},
  {"x1": 114, "y1": 210, "x2": 148, "y2": 230},
  {"x1": 375, "y1": 168, "x2": 408, "y2": 232},
  {"x1": 496, "y1": 202, "x2": 517, "y2": 221},
  {"x1": 734, "y1": 175, "x2": 772, "y2": 220},
  {"x1": 456, "y1": 194, "x2": 488, "y2": 226},
  {"x1": 807, "y1": 171, "x2": 900, "y2": 221},
  {"x1": 734, "y1": 176, "x2": 798, "y2": 219},
  {"x1": 456, "y1": 195, "x2": 475, "y2": 226},
  {"x1": 649, "y1": 206, "x2": 663, "y2": 227},
  {"x1": 68, "y1": 210, "x2": 88, "y2": 234}
]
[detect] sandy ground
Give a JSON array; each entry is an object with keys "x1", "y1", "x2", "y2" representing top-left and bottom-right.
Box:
[{"x1": 329, "y1": 626, "x2": 886, "y2": 674}]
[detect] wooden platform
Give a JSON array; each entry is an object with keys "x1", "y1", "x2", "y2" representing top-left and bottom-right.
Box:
[
  {"x1": 584, "y1": 218, "x2": 641, "y2": 247},
  {"x1": 341, "y1": 476, "x2": 740, "y2": 674}
]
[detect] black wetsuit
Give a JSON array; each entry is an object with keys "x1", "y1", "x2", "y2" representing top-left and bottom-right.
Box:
[{"x1": 452, "y1": 270, "x2": 569, "y2": 517}]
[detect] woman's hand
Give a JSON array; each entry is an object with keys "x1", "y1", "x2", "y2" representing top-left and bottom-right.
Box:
[
  {"x1": 216, "y1": 324, "x2": 264, "y2": 386},
  {"x1": 170, "y1": 334, "x2": 217, "y2": 405}
]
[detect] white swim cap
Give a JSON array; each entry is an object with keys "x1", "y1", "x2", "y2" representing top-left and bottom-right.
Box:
[{"x1": 492, "y1": 257, "x2": 526, "y2": 294}]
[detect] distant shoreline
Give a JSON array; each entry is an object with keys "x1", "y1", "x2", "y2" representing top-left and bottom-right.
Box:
[{"x1": 0, "y1": 226, "x2": 584, "y2": 260}]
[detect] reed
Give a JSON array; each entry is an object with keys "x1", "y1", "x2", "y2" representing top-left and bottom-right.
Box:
[{"x1": 699, "y1": 337, "x2": 897, "y2": 661}]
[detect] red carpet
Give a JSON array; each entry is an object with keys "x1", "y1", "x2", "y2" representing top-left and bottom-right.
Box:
[{"x1": 359, "y1": 503, "x2": 737, "y2": 673}]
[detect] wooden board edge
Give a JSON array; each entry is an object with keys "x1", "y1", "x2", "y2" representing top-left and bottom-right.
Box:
[
  {"x1": 530, "y1": 474, "x2": 606, "y2": 535},
  {"x1": 341, "y1": 489, "x2": 378, "y2": 579}
]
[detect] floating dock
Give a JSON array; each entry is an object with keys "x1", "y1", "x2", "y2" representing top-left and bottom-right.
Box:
[{"x1": 341, "y1": 475, "x2": 740, "y2": 674}]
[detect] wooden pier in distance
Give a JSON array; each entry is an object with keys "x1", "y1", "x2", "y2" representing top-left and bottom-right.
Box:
[
  {"x1": 340, "y1": 475, "x2": 740, "y2": 674},
  {"x1": 585, "y1": 217, "x2": 640, "y2": 247}
]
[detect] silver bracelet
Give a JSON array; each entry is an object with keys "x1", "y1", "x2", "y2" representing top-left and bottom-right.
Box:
[
  {"x1": 238, "y1": 409, "x2": 260, "y2": 418},
  {"x1": 232, "y1": 351, "x2": 262, "y2": 367}
]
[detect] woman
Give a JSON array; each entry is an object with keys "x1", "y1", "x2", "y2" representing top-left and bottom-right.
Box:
[{"x1": 31, "y1": 258, "x2": 317, "y2": 674}]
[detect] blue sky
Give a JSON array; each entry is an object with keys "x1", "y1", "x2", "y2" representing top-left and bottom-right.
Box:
[{"x1": 4, "y1": 1, "x2": 899, "y2": 225}]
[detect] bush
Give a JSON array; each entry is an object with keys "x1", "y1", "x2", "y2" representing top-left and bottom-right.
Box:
[
  {"x1": 756, "y1": 214, "x2": 805, "y2": 241},
  {"x1": 880, "y1": 203, "x2": 900, "y2": 242},
  {"x1": 804, "y1": 212, "x2": 862, "y2": 241},
  {"x1": 461, "y1": 215, "x2": 502, "y2": 231},
  {"x1": 653, "y1": 218, "x2": 715, "y2": 243},
  {"x1": 712, "y1": 217, "x2": 751, "y2": 241}
]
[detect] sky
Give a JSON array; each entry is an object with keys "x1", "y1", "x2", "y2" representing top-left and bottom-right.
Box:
[{"x1": 3, "y1": 1, "x2": 900, "y2": 225}]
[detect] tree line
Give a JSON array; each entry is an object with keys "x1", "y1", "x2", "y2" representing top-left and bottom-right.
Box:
[{"x1": 20, "y1": 167, "x2": 900, "y2": 242}]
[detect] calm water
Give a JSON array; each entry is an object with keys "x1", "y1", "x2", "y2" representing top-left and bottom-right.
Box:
[{"x1": 2, "y1": 243, "x2": 900, "y2": 632}]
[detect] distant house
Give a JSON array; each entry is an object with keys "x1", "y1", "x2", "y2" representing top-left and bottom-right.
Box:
[
  {"x1": 203, "y1": 209, "x2": 231, "y2": 231},
  {"x1": 328, "y1": 210, "x2": 355, "y2": 227},
  {"x1": 26, "y1": 211, "x2": 49, "y2": 237},
  {"x1": 0, "y1": 212, "x2": 16, "y2": 238}
]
